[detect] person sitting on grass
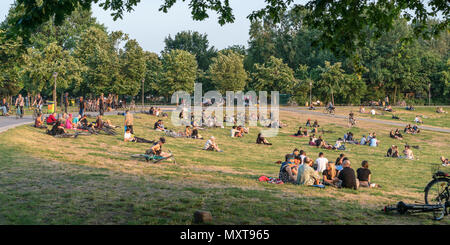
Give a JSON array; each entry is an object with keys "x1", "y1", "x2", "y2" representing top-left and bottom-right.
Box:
[
  {"x1": 146, "y1": 137, "x2": 172, "y2": 158},
  {"x1": 184, "y1": 126, "x2": 192, "y2": 137},
  {"x1": 441, "y1": 156, "x2": 449, "y2": 167},
  {"x1": 334, "y1": 138, "x2": 346, "y2": 151},
  {"x1": 203, "y1": 136, "x2": 223, "y2": 152},
  {"x1": 322, "y1": 162, "x2": 339, "y2": 187},
  {"x1": 390, "y1": 130, "x2": 403, "y2": 140},
  {"x1": 124, "y1": 128, "x2": 155, "y2": 144},
  {"x1": 124, "y1": 110, "x2": 134, "y2": 134},
  {"x1": 294, "y1": 127, "x2": 308, "y2": 136},
  {"x1": 400, "y1": 145, "x2": 414, "y2": 160},
  {"x1": 436, "y1": 107, "x2": 447, "y2": 114},
  {"x1": 154, "y1": 120, "x2": 166, "y2": 131},
  {"x1": 360, "y1": 135, "x2": 367, "y2": 145},
  {"x1": 231, "y1": 126, "x2": 242, "y2": 138},
  {"x1": 256, "y1": 133, "x2": 272, "y2": 145},
  {"x1": 412, "y1": 125, "x2": 421, "y2": 134},
  {"x1": 414, "y1": 115, "x2": 423, "y2": 124},
  {"x1": 191, "y1": 126, "x2": 203, "y2": 139},
  {"x1": 337, "y1": 160, "x2": 357, "y2": 190},
  {"x1": 297, "y1": 157, "x2": 321, "y2": 186},
  {"x1": 357, "y1": 160, "x2": 380, "y2": 188},
  {"x1": 308, "y1": 135, "x2": 317, "y2": 146},
  {"x1": 406, "y1": 105, "x2": 415, "y2": 111},
  {"x1": 369, "y1": 135, "x2": 379, "y2": 147},
  {"x1": 313, "y1": 120, "x2": 320, "y2": 128},
  {"x1": 46, "y1": 112, "x2": 57, "y2": 125},
  {"x1": 335, "y1": 154, "x2": 345, "y2": 168},
  {"x1": 395, "y1": 129, "x2": 403, "y2": 139},
  {"x1": 94, "y1": 115, "x2": 104, "y2": 130},
  {"x1": 279, "y1": 155, "x2": 298, "y2": 184},
  {"x1": 306, "y1": 119, "x2": 312, "y2": 127},
  {"x1": 386, "y1": 145, "x2": 400, "y2": 158},
  {"x1": 311, "y1": 126, "x2": 319, "y2": 134},
  {"x1": 34, "y1": 113, "x2": 46, "y2": 129},
  {"x1": 47, "y1": 119, "x2": 67, "y2": 136},
  {"x1": 237, "y1": 126, "x2": 247, "y2": 136},
  {"x1": 65, "y1": 114, "x2": 74, "y2": 129}
]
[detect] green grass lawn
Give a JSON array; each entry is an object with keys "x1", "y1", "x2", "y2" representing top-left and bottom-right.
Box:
[{"x1": 0, "y1": 110, "x2": 449, "y2": 224}]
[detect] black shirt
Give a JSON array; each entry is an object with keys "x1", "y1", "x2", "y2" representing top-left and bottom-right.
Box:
[
  {"x1": 356, "y1": 168, "x2": 371, "y2": 182},
  {"x1": 338, "y1": 167, "x2": 357, "y2": 190},
  {"x1": 322, "y1": 169, "x2": 334, "y2": 180}
]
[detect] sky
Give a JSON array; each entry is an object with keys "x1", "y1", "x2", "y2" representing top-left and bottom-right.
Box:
[{"x1": 0, "y1": 0, "x2": 275, "y2": 53}]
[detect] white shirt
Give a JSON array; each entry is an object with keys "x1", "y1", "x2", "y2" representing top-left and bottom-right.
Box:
[
  {"x1": 370, "y1": 109, "x2": 376, "y2": 115},
  {"x1": 315, "y1": 157, "x2": 329, "y2": 173},
  {"x1": 204, "y1": 140, "x2": 214, "y2": 150},
  {"x1": 124, "y1": 132, "x2": 133, "y2": 141}
]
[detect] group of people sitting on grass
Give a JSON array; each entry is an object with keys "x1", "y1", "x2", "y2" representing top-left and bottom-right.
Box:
[
  {"x1": 294, "y1": 127, "x2": 309, "y2": 137},
  {"x1": 389, "y1": 129, "x2": 403, "y2": 140},
  {"x1": 278, "y1": 150, "x2": 380, "y2": 189},
  {"x1": 404, "y1": 124, "x2": 421, "y2": 134},
  {"x1": 359, "y1": 133, "x2": 380, "y2": 147},
  {"x1": 231, "y1": 125, "x2": 249, "y2": 138},
  {"x1": 386, "y1": 145, "x2": 415, "y2": 160},
  {"x1": 436, "y1": 107, "x2": 447, "y2": 114},
  {"x1": 308, "y1": 135, "x2": 346, "y2": 151},
  {"x1": 148, "y1": 107, "x2": 167, "y2": 117}
]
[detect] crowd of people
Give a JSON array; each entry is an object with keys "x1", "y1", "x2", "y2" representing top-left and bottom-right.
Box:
[{"x1": 277, "y1": 149, "x2": 380, "y2": 189}]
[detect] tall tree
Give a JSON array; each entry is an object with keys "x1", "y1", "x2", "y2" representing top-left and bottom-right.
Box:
[
  {"x1": 251, "y1": 56, "x2": 297, "y2": 93},
  {"x1": 315, "y1": 61, "x2": 345, "y2": 105},
  {"x1": 116, "y1": 39, "x2": 146, "y2": 96},
  {"x1": 0, "y1": 30, "x2": 23, "y2": 97},
  {"x1": 164, "y1": 31, "x2": 217, "y2": 71},
  {"x1": 208, "y1": 50, "x2": 247, "y2": 94},
  {"x1": 161, "y1": 49, "x2": 198, "y2": 99}
]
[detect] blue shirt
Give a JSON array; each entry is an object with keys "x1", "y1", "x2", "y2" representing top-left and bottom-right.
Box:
[{"x1": 369, "y1": 138, "x2": 377, "y2": 147}]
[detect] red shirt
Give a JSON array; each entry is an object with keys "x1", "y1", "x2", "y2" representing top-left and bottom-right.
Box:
[{"x1": 47, "y1": 114, "x2": 56, "y2": 124}]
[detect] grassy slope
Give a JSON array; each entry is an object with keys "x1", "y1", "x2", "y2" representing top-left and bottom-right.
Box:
[{"x1": 0, "y1": 111, "x2": 449, "y2": 225}]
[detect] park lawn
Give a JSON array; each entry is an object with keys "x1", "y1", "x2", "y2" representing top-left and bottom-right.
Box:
[
  {"x1": 329, "y1": 106, "x2": 450, "y2": 129},
  {"x1": 0, "y1": 111, "x2": 449, "y2": 225}
]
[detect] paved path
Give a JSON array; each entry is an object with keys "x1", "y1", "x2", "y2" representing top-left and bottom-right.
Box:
[{"x1": 1, "y1": 106, "x2": 449, "y2": 134}]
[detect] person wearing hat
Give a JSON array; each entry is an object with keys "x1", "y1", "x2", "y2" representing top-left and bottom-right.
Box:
[{"x1": 203, "y1": 136, "x2": 223, "y2": 152}]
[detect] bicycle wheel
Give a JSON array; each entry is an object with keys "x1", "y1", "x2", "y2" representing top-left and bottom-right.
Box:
[{"x1": 424, "y1": 178, "x2": 449, "y2": 220}]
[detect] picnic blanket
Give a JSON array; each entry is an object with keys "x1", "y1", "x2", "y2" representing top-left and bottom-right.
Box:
[
  {"x1": 258, "y1": 176, "x2": 284, "y2": 184},
  {"x1": 289, "y1": 135, "x2": 308, "y2": 138}
]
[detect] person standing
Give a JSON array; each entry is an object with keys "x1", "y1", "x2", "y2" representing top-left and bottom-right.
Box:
[
  {"x1": 124, "y1": 110, "x2": 134, "y2": 134},
  {"x1": 1, "y1": 98, "x2": 9, "y2": 116},
  {"x1": 79, "y1": 97, "x2": 86, "y2": 116},
  {"x1": 99, "y1": 93, "x2": 105, "y2": 116}
]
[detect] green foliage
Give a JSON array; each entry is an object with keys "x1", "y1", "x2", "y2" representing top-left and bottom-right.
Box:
[
  {"x1": 0, "y1": 30, "x2": 23, "y2": 96},
  {"x1": 208, "y1": 50, "x2": 247, "y2": 94},
  {"x1": 21, "y1": 42, "x2": 85, "y2": 97},
  {"x1": 118, "y1": 39, "x2": 146, "y2": 96},
  {"x1": 251, "y1": 56, "x2": 296, "y2": 93},
  {"x1": 161, "y1": 49, "x2": 198, "y2": 97},
  {"x1": 143, "y1": 52, "x2": 163, "y2": 96},
  {"x1": 164, "y1": 31, "x2": 217, "y2": 71}
]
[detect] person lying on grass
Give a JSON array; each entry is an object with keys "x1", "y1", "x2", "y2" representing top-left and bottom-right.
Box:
[
  {"x1": 441, "y1": 156, "x2": 449, "y2": 167},
  {"x1": 357, "y1": 160, "x2": 380, "y2": 188},
  {"x1": 145, "y1": 137, "x2": 171, "y2": 158},
  {"x1": 279, "y1": 155, "x2": 298, "y2": 184},
  {"x1": 316, "y1": 136, "x2": 335, "y2": 150},
  {"x1": 386, "y1": 145, "x2": 400, "y2": 158},
  {"x1": 400, "y1": 145, "x2": 415, "y2": 160},
  {"x1": 297, "y1": 157, "x2": 320, "y2": 186},
  {"x1": 414, "y1": 115, "x2": 423, "y2": 124},
  {"x1": 124, "y1": 128, "x2": 155, "y2": 144},
  {"x1": 294, "y1": 127, "x2": 308, "y2": 136},
  {"x1": 256, "y1": 133, "x2": 272, "y2": 145},
  {"x1": 203, "y1": 136, "x2": 223, "y2": 152},
  {"x1": 334, "y1": 138, "x2": 346, "y2": 151}
]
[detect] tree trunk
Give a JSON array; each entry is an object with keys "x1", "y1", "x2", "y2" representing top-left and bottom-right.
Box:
[{"x1": 393, "y1": 85, "x2": 397, "y2": 106}]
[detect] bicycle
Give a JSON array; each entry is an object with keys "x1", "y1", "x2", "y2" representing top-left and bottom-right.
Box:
[
  {"x1": 323, "y1": 107, "x2": 335, "y2": 115},
  {"x1": 348, "y1": 118, "x2": 357, "y2": 128},
  {"x1": 32, "y1": 106, "x2": 42, "y2": 120},
  {"x1": 15, "y1": 106, "x2": 23, "y2": 119},
  {"x1": 424, "y1": 166, "x2": 450, "y2": 220}
]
